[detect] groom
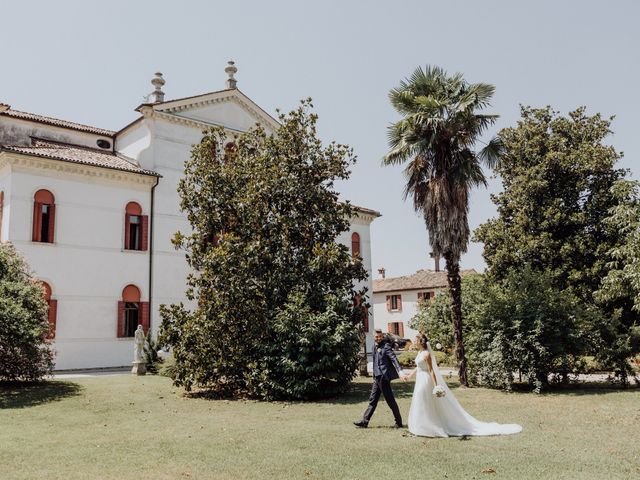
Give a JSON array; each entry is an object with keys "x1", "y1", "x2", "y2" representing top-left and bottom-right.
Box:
[{"x1": 354, "y1": 329, "x2": 406, "y2": 428}]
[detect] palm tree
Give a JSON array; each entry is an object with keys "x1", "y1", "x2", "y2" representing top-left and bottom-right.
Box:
[{"x1": 384, "y1": 66, "x2": 501, "y2": 386}]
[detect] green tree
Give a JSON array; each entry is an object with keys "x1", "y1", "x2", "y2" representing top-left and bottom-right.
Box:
[
  {"x1": 409, "y1": 273, "x2": 487, "y2": 355},
  {"x1": 468, "y1": 267, "x2": 586, "y2": 392},
  {"x1": 384, "y1": 66, "x2": 501, "y2": 386},
  {"x1": 159, "y1": 100, "x2": 367, "y2": 399},
  {"x1": 0, "y1": 243, "x2": 54, "y2": 381},
  {"x1": 474, "y1": 106, "x2": 626, "y2": 303},
  {"x1": 594, "y1": 180, "x2": 640, "y2": 381}
]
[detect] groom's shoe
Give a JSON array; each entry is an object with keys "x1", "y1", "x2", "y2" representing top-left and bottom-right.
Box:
[
  {"x1": 353, "y1": 420, "x2": 368, "y2": 428},
  {"x1": 393, "y1": 423, "x2": 404, "y2": 428}
]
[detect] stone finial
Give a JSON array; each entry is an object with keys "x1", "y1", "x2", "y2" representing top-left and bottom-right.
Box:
[
  {"x1": 225, "y1": 60, "x2": 238, "y2": 89},
  {"x1": 150, "y1": 72, "x2": 166, "y2": 103}
]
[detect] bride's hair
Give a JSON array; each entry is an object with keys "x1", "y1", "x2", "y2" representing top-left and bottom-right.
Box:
[{"x1": 417, "y1": 333, "x2": 429, "y2": 350}]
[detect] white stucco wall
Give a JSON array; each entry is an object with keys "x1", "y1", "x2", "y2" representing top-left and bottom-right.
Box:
[{"x1": 4, "y1": 158, "x2": 154, "y2": 369}]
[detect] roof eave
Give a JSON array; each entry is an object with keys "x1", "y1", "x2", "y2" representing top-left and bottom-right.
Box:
[{"x1": 0, "y1": 147, "x2": 162, "y2": 178}]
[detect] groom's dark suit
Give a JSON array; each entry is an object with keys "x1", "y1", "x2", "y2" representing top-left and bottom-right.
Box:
[{"x1": 361, "y1": 339, "x2": 403, "y2": 427}]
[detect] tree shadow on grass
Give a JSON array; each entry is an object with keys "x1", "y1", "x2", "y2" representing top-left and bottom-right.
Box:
[
  {"x1": 320, "y1": 378, "x2": 420, "y2": 405},
  {"x1": 0, "y1": 380, "x2": 83, "y2": 409}
]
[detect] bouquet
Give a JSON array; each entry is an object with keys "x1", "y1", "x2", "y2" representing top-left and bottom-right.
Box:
[{"x1": 432, "y1": 385, "x2": 446, "y2": 398}]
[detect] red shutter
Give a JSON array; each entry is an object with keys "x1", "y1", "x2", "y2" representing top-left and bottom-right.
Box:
[
  {"x1": 117, "y1": 301, "x2": 124, "y2": 338},
  {"x1": 386, "y1": 295, "x2": 391, "y2": 312},
  {"x1": 47, "y1": 299, "x2": 58, "y2": 339},
  {"x1": 417, "y1": 292, "x2": 423, "y2": 301},
  {"x1": 47, "y1": 204, "x2": 55, "y2": 243},
  {"x1": 0, "y1": 191, "x2": 4, "y2": 240},
  {"x1": 32, "y1": 202, "x2": 42, "y2": 242},
  {"x1": 363, "y1": 306, "x2": 369, "y2": 332},
  {"x1": 397, "y1": 295, "x2": 403, "y2": 312},
  {"x1": 398, "y1": 322, "x2": 404, "y2": 338},
  {"x1": 388, "y1": 322, "x2": 393, "y2": 333},
  {"x1": 141, "y1": 215, "x2": 149, "y2": 251},
  {"x1": 124, "y1": 214, "x2": 131, "y2": 249},
  {"x1": 140, "y1": 301, "x2": 150, "y2": 335}
]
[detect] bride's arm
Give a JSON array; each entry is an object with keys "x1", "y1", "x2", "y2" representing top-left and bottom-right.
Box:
[{"x1": 425, "y1": 352, "x2": 438, "y2": 386}]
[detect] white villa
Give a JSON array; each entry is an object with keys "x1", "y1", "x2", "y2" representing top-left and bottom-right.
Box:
[
  {"x1": 0, "y1": 62, "x2": 380, "y2": 370},
  {"x1": 372, "y1": 268, "x2": 477, "y2": 342}
]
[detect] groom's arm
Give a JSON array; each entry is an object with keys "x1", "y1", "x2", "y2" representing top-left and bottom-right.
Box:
[{"x1": 384, "y1": 343, "x2": 406, "y2": 380}]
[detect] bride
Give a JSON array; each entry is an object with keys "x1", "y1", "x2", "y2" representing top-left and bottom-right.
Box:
[{"x1": 406, "y1": 333, "x2": 522, "y2": 437}]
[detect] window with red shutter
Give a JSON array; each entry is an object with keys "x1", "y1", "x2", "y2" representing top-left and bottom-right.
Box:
[
  {"x1": 351, "y1": 232, "x2": 361, "y2": 259},
  {"x1": 119, "y1": 285, "x2": 141, "y2": 337},
  {"x1": 390, "y1": 294, "x2": 402, "y2": 311},
  {"x1": 33, "y1": 190, "x2": 55, "y2": 243},
  {"x1": 124, "y1": 202, "x2": 144, "y2": 251}
]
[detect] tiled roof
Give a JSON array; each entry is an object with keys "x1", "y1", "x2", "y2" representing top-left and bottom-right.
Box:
[
  {"x1": 352, "y1": 204, "x2": 382, "y2": 217},
  {"x1": 0, "y1": 140, "x2": 160, "y2": 176},
  {"x1": 373, "y1": 268, "x2": 478, "y2": 293},
  {"x1": 0, "y1": 106, "x2": 116, "y2": 136}
]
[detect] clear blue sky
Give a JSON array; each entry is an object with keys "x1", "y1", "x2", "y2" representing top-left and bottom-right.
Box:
[{"x1": 1, "y1": 0, "x2": 638, "y2": 278}]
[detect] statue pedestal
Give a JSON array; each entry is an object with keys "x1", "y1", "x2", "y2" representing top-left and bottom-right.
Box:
[{"x1": 131, "y1": 361, "x2": 147, "y2": 375}]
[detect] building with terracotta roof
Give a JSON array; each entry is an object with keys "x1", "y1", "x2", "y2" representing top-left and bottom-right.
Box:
[
  {"x1": 0, "y1": 64, "x2": 380, "y2": 369},
  {"x1": 372, "y1": 268, "x2": 477, "y2": 343}
]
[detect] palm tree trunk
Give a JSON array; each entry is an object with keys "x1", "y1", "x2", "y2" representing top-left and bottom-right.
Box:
[{"x1": 444, "y1": 253, "x2": 468, "y2": 386}]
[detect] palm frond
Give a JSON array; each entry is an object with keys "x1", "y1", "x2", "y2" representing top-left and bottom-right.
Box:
[{"x1": 478, "y1": 136, "x2": 504, "y2": 169}]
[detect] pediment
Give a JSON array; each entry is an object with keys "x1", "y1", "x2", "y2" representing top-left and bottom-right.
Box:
[{"x1": 147, "y1": 89, "x2": 279, "y2": 134}]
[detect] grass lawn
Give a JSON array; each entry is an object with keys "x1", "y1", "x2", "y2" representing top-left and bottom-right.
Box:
[{"x1": 1, "y1": 375, "x2": 639, "y2": 480}]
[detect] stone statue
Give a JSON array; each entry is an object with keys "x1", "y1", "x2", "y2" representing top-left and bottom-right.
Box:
[
  {"x1": 134, "y1": 325, "x2": 145, "y2": 361},
  {"x1": 131, "y1": 325, "x2": 147, "y2": 375}
]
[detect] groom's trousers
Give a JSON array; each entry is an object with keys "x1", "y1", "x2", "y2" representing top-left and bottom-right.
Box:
[{"x1": 363, "y1": 375, "x2": 403, "y2": 426}]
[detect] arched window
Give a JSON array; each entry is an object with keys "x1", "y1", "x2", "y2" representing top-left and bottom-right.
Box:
[
  {"x1": 41, "y1": 281, "x2": 57, "y2": 339},
  {"x1": 117, "y1": 285, "x2": 149, "y2": 338},
  {"x1": 124, "y1": 202, "x2": 148, "y2": 251},
  {"x1": 32, "y1": 189, "x2": 56, "y2": 243},
  {"x1": 351, "y1": 232, "x2": 361, "y2": 259}
]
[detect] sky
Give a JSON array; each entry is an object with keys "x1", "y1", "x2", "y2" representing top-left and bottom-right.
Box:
[{"x1": 1, "y1": 0, "x2": 638, "y2": 279}]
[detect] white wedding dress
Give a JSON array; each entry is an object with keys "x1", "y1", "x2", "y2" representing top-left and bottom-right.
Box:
[{"x1": 408, "y1": 344, "x2": 522, "y2": 437}]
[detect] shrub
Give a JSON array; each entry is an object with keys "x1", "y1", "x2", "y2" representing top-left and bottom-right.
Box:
[
  {"x1": 159, "y1": 355, "x2": 177, "y2": 379},
  {"x1": 257, "y1": 292, "x2": 362, "y2": 400},
  {"x1": 143, "y1": 332, "x2": 161, "y2": 374},
  {"x1": 467, "y1": 267, "x2": 586, "y2": 392},
  {"x1": 398, "y1": 351, "x2": 417, "y2": 367},
  {"x1": 0, "y1": 243, "x2": 54, "y2": 381}
]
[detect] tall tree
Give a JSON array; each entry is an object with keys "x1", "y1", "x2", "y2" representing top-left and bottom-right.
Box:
[
  {"x1": 384, "y1": 66, "x2": 500, "y2": 386},
  {"x1": 159, "y1": 100, "x2": 367, "y2": 399},
  {"x1": 474, "y1": 106, "x2": 626, "y2": 303}
]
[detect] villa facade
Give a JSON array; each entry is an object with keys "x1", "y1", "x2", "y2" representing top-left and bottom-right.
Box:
[{"x1": 0, "y1": 64, "x2": 379, "y2": 369}]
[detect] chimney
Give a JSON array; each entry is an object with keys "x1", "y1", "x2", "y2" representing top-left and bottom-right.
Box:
[
  {"x1": 377, "y1": 267, "x2": 386, "y2": 279},
  {"x1": 225, "y1": 60, "x2": 238, "y2": 89},
  {"x1": 150, "y1": 72, "x2": 165, "y2": 103},
  {"x1": 430, "y1": 252, "x2": 441, "y2": 272}
]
